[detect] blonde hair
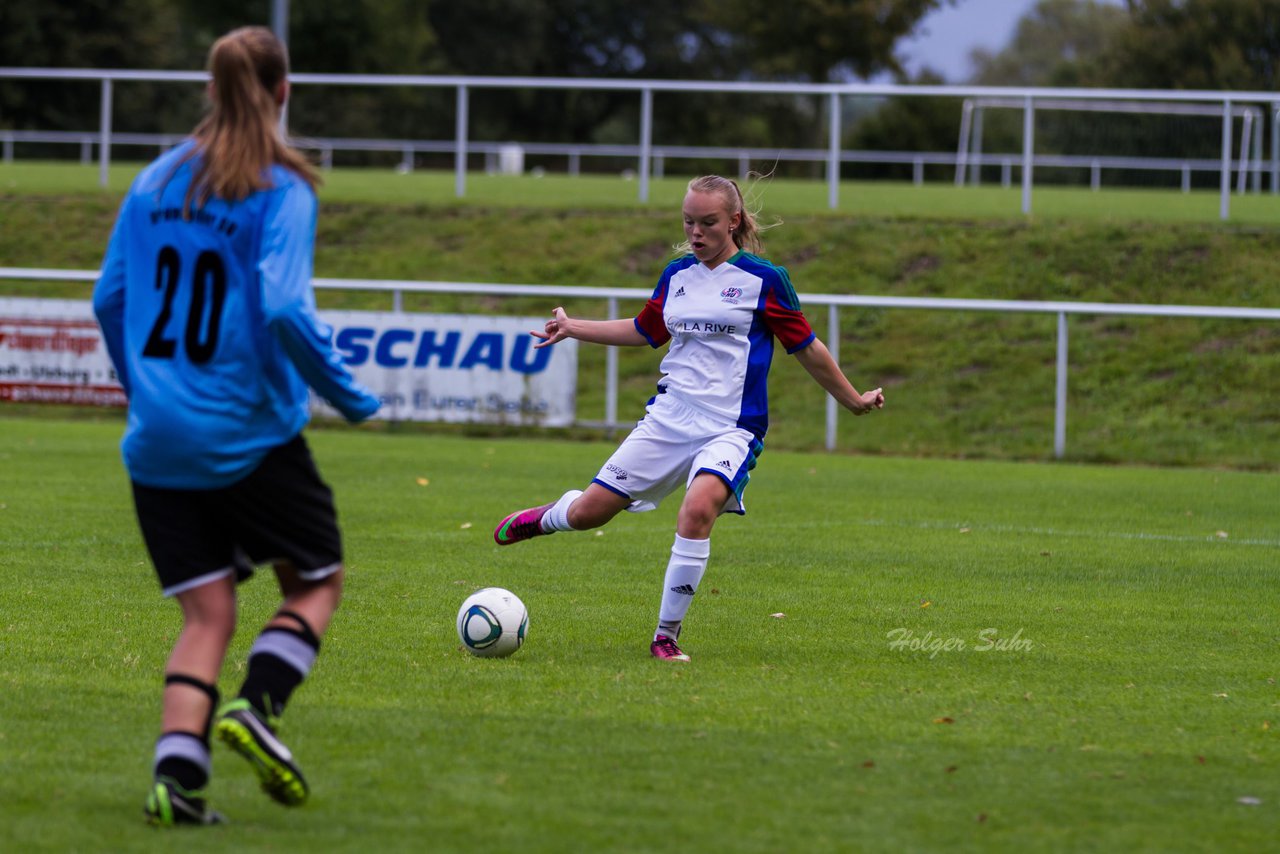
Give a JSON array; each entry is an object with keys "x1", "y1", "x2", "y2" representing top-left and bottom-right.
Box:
[
  {"x1": 677, "y1": 174, "x2": 775, "y2": 256},
  {"x1": 182, "y1": 26, "x2": 319, "y2": 214}
]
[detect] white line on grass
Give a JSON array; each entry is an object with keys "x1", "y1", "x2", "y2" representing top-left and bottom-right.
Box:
[{"x1": 854, "y1": 518, "x2": 1280, "y2": 548}]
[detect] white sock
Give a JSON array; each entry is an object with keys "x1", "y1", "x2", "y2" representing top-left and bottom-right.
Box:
[
  {"x1": 540, "y1": 489, "x2": 583, "y2": 533},
  {"x1": 656, "y1": 534, "x2": 710, "y2": 640}
]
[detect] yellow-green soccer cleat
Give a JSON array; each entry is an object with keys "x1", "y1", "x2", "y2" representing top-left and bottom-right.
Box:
[
  {"x1": 215, "y1": 699, "x2": 309, "y2": 806},
  {"x1": 144, "y1": 776, "x2": 226, "y2": 826}
]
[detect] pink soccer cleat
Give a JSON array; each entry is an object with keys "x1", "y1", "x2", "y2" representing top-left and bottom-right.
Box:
[
  {"x1": 650, "y1": 634, "x2": 690, "y2": 662},
  {"x1": 493, "y1": 503, "x2": 554, "y2": 546}
]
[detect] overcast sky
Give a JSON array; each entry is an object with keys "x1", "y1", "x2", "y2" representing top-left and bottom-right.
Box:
[{"x1": 898, "y1": 0, "x2": 1123, "y2": 82}]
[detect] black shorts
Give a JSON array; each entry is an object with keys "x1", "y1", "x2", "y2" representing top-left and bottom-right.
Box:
[{"x1": 132, "y1": 434, "x2": 344, "y2": 597}]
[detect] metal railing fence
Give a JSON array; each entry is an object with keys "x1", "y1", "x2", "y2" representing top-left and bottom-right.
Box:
[
  {"x1": 3, "y1": 68, "x2": 1280, "y2": 218},
  {"x1": 4, "y1": 266, "x2": 1277, "y2": 459},
  {"x1": 1, "y1": 127, "x2": 1267, "y2": 195}
]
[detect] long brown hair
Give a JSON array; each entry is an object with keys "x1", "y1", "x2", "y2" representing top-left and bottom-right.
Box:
[{"x1": 183, "y1": 26, "x2": 319, "y2": 214}]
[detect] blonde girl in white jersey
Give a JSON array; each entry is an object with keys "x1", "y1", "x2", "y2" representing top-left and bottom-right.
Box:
[{"x1": 494, "y1": 175, "x2": 883, "y2": 661}]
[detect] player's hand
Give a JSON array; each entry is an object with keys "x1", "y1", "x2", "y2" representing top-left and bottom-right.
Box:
[
  {"x1": 853, "y1": 387, "x2": 884, "y2": 415},
  {"x1": 532, "y1": 306, "x2": 572, "y2": 349}
]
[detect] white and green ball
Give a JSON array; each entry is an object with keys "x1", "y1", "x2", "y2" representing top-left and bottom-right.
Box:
[{"x1": 456, "y1": 587, "x2": 528, "y2": 657}]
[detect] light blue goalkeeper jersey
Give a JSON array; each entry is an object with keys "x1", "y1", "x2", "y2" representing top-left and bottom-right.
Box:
[{"x1": 94, "y1": 140, "x2": 379, "y2": 489}]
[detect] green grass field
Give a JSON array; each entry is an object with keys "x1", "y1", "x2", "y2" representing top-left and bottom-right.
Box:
[{"x1": 1, "y1": 415, "x2": 1276, "y2": 852}]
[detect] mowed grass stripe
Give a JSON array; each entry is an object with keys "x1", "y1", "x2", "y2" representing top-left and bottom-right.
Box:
[{"x1": 6, "y1": 160, "x2": 1280, "y2": 225}]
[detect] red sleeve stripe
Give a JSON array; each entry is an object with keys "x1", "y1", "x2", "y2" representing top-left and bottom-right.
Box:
[
  {"x1": 762, "y1": 289, "x2": 814, "y2": 352},
  {"x1": 634, "y1": 299, "x2": 670, "y2": 348}
]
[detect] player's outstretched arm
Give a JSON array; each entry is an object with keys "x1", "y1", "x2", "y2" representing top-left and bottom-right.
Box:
[
  {"x1": 272, "y1": 311, "x2": 381, "y2": 423},
  {"x1": 793, "y1": 338, "x2": 884, "y2": 416},
  {"x1": 532, "y1": 306, "x2": 648, "y2": 349}
]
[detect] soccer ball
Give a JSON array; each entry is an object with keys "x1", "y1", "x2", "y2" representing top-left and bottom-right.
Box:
[{"x1": 456, "y1": 587, "x2": 528, "y2": 658}]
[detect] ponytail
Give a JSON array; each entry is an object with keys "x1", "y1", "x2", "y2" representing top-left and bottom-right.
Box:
[{"x1": 183, "y1": 27, "x2": 319, "y2": 215}]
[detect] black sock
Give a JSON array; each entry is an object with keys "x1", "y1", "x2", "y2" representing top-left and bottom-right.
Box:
[
  {"x1": 154, "y1": 731, "x2": 209, "y2": 792},
  {"x1": 239, "y1": 649, "x2": 305, "y2": 720},
  {"x1": 238, "y1": 619, "x2": 319, "y2": 721}
]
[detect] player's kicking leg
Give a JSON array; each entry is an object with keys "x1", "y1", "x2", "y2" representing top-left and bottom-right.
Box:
[
  {"x1": 493, "y1": 501, "x2": 557, "y2": 545},
  {"x1": 494, "y1": 488, "x2": 610, "y2": 545},
  {"x1": 215, "y1": 697, "x2": 309, "y2": 806}
]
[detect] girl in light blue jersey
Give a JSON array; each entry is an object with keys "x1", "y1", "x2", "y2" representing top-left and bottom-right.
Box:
[
  {"x1": 494, "y1": 175, "x2": 883, "y2": 662},
  {"x1": 94, "y1": 26, "x2": 379, "y2": 826}
]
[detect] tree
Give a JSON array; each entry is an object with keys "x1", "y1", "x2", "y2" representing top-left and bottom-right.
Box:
[
  {"x1": 720, "y1": 0, "x2": 951, "y2": 82},
  {"x1": 969, "y1": 0, "x2": 1128, "y2": 87},
  {"x1": 1097, "y1": 0, "x2": 1280, "y2": 91},
  {"x1": 956, "y1": 0, "x2": 1131, "y2": 185},
  {"x1": 424, "y1": 0, "x2": 738, "y2": 149},
  {"x1": 844, "y1": 69, "x2": 961, "y2": 181},
  {"x1": 0, "y1": 0, "x2": 957, "y2": 172},
  {"x1": 286, "y1": 0, "x2": 445, "y2": 143},
  {"x1": 0, "y1": 0, "x2": 183, "y2": 134},
  {"x1": 159, "y1": 0, "x2": 446, "y2": 149}
]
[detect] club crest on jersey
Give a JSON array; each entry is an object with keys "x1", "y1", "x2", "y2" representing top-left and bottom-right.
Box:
[{"x1": 720, "y1": 287, "x2": 743, "y2": 304}]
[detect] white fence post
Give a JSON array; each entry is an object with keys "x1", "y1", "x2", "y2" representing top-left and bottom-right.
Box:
[
  {"x1": 1022, "y1": 95, "x2": 1034, "y2": 215},
  {"x1": 1237, "y1": 108, "x2": 1252, "y2": 194},
  {"x1": 955, "y1": 98, "x2": 972, "y2": 187},
  {"x1": 638, "y1": 87, "x2": 653, "y2": 203},
  {"x1": 1054, "y1": 311, "x2": 1068, "y2": 459},
  {"x1": 970, "y1": 106, "x2": 985, "y2": 186},
  {"x1": 98, "y1": 78, "x2": 112, "y2": 189},
  {"x1": 1251, "y1": 108, "x2": 1262, "y2": 192},
  {"x1": 1272, "y1": 102, "x2": 1280, "y2": 193},
  {"x1": 827, "y1": 92, "x2": 841, "y2": 210},
  {"x1": 1219, "y1": 98, "x2": 1232, "y2": 220},
  {"x1": 454, "y1": 84, "x2": 468, "y2": 198}
]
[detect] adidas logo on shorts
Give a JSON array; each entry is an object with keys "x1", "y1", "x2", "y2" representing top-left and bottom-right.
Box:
[{"x1": 717, "y1": 459, "x2": 732, "y2": 469}]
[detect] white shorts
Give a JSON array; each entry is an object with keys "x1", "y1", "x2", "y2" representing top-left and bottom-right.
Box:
[{"x1": 592, "y1": 391, "x2": 764, "y2": 515}]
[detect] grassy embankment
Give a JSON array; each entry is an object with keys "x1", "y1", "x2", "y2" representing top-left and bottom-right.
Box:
[{"x1": 1, "y1": 164, "x2": 1277, "y2": 468}]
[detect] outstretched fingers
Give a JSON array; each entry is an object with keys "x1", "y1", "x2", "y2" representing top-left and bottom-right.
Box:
[{"x1": 532, "y1": 306, "x2": 570, "y2": 349}]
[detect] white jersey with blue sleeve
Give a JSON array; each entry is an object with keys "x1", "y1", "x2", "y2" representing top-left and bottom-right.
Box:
[
  {"x1": 94, "y1": 140, "x2": 379, "y2": 489},
  {"x1": 632, "y1": 251, "x2": 815, "y2": 438}
]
